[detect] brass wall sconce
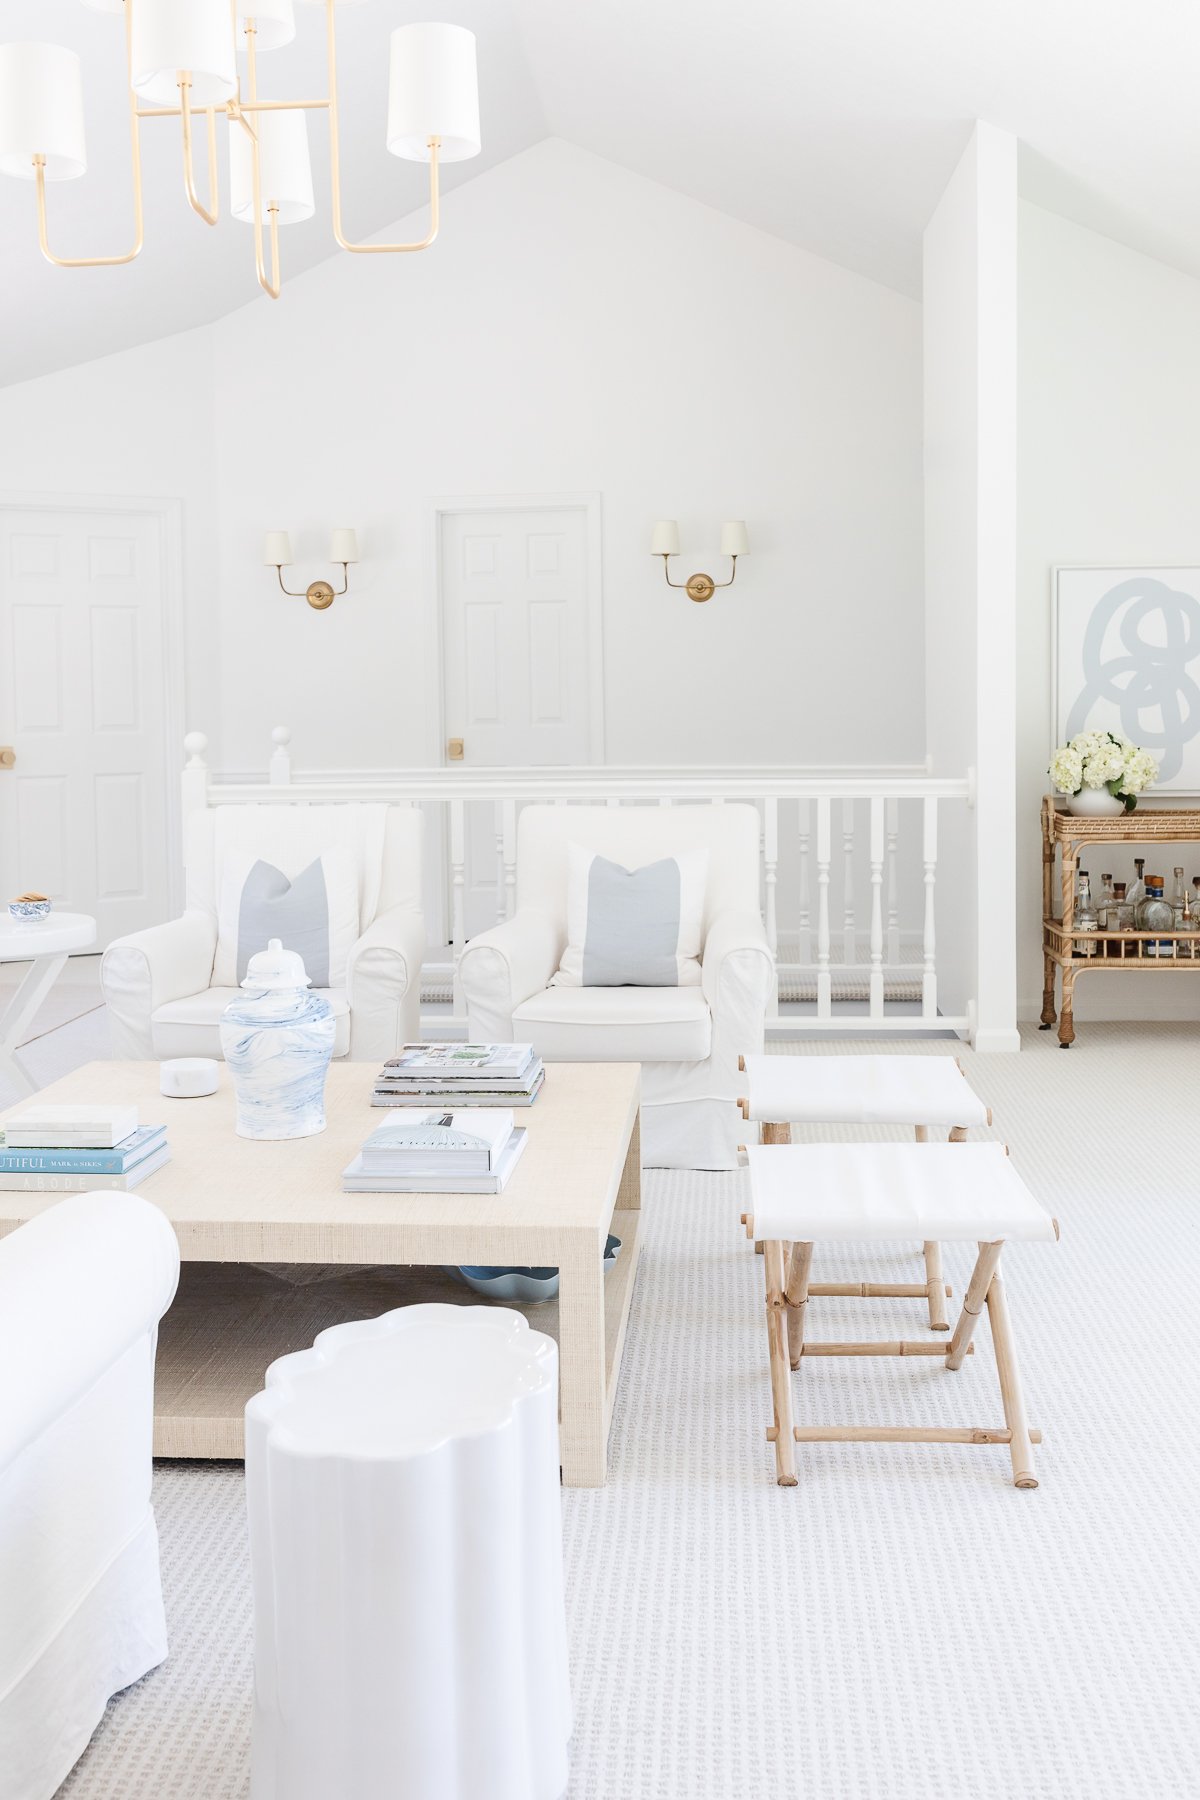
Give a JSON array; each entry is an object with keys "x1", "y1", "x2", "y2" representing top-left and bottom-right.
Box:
[
  {"x1": 651, "y1": 519, "x2": 749, "y2": 602},
  {"x1": 265, "y1": 529, "x2": 358, "y2": 610}
]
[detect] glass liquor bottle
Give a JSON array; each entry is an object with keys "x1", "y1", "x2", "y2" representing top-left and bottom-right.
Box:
[
  {"x1": 1109, "y1": 881, "x2": 1131, "y2": 951},
  {"x1": 1127, "y1": 858, "x2": 1147, "y2": 910},
  {"x1": 1074, "y1": 871, "x2": 1099, "y2": 956},
  {"x1": 1137, "y1": 876, "x2": 1174, "y2": 956},
  {"x1": 1098, "y1": 873, "x2": 1116, "y2": 928},
  {"x1": 1170, "y1": 868, "x2": 1187, "y2": 917}
]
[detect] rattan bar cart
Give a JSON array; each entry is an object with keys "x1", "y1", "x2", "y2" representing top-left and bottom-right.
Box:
[{"x1": 1041, "y1": 794, "x2": 1200, "y2": 1046}]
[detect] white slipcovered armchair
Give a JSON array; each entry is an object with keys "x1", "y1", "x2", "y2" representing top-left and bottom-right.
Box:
[
  {"x1": 0, "y1": 1193, "x2": 180, "y2": 1798},
  {"x1": 459, "y1": 803, "x2": 772, "y2": 1169},
  {"x1": 102, "y1": 802, "x2": 424, "y2": 1063}
]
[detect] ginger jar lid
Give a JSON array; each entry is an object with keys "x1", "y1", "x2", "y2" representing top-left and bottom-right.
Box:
[{"x1": 241, "y1": 938, "x2": 312, "y2": 990}]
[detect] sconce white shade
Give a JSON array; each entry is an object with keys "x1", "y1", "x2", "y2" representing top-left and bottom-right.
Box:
[
  {"x1": 236, "y1": 0, "x2": 296, "y2": 54},
  {"x1": 230, "y1": 111, "x2": 314, "y2": 224},
  {"x1": 264, "y1": 531, "x2": 293, "y2": 567},
  {"x1": 0, "y1": 44, "x2": 87, "y2": 182},
  {"x1": 132, "y1": 0, "x2": 237, "y2": 108},
  {"x1": 650, "y1": 520, "x2": 681, "y2": 557},
  {"x1": 387, "y1": 23, "x2": 481, "y2": 164},
  {"x1": 720, "y1": 520, "x2": 749, "y2": 557},
  {"x1": 330, "y1": 529, "x2": 359, "y2": 565}
]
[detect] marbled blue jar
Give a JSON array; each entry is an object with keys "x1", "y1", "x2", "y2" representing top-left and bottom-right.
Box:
[{"x1": 219, "y1": 938, "x2": 336, "y2": 1141}]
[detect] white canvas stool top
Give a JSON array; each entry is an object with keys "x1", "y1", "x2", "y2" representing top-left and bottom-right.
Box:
[
  {"x1": 746, "y1": 1142, "x2": 1058, "y2": 1243},
  {"x1": 741, "y1": 1053, "x2": 989, "y2": 1127},
  {"x1": 245, "y1": 1304, "x2": 570, "y2": 1800}
]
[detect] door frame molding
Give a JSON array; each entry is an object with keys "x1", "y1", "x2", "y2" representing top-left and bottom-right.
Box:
[
  {"x1": 0, "y1": 490, "x2": 187, "y2": 918},
  {"x1": 422, "y1": 491, "x2": 606, "y2": 769}
]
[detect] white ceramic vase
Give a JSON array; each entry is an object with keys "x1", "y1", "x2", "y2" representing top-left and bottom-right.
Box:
[
  {"x1": 1066, "y1": 788, "x2": 1126, "y2": 818},
  {"x1": 219, "y1": 939, "x2": 335, "y2": 1140}
]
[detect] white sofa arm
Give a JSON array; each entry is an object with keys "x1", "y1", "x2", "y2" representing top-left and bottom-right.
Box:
[
  {"x1": 0, "y1": 1194, "x2": 180, "y2": 1471},
  {"x1": 101, "y1": 911, "x2": 218, "y2": 1059},
  {"x1": 702, "y1": 908, "x2": 774, "y2": 1065},
  {"x1": 459, "y1": 910, "x2": 564, "y2": 1042},
  {"x1": 345, "y1": 906, "x2": 425, "y2": 1062}
]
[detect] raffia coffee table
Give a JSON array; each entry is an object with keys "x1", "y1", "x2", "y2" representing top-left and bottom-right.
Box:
[{"x1": 0, "y1": 1060, "x2": 642, "y2": 1487}]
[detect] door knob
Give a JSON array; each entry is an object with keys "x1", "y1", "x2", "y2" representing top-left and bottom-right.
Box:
[
  {"x1": 447, "y1": 737, "x2": 464, "y2": 762},
  {"x1": 0, "y1": 748, "x2": 14, "y2": 769}
]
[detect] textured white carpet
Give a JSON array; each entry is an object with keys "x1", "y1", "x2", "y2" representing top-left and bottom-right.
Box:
[{"x1": 47, "y1": 1026, "x2": 1200, "y2": 1797}]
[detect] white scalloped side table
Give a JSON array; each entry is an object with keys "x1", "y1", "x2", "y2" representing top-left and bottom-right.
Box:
[{"x1": 245, "y1": 1303, "x2": 571, "y2": 1800}]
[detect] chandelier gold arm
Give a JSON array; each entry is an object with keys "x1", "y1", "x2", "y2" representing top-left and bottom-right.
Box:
[
  {"x1": 326, "y1": 0, "x2": 440, "y2": 254},
  {"x1": 242, "y1": 22, "x2": 281, "y2": 299},
  {"x1": 179, "y1": 77, "x2": 220, "y2": 226},
  {"x1": 32, "y1": 0, "x2": 144, "y2": 269},
  {"x1": 659, "y1": 554, "x2": 739, "y2": 603},
  {"x1": 275, "y1": 564, "x2": 350, "y2": 604}
]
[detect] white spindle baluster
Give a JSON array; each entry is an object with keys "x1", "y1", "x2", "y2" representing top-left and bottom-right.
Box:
[
  {"x1": 764, "y1": 796, "x2": 779, "y2": 1015},
  {"x1": 181, "y1": 732, "x2": 209, "y2": 830},
  {"x1": 869, "y1": 795, "x2": 884, "y2": 1018},
  {"x1": 493, "y1": 800, "x2": 506, "y2": 925},
  {"x1": 841, "y1": 798, "x2": 856, "y2": 964},
  {"x1": 268, "y1": 725, "x2": 292, "y2": 787},
  {"x1": 816, "y1": 797, "x2": 832, "y2": 1017},
  {"x1": 502, "y1": 799, "x2": 517, "y2": 920},
  {"x1": 922, "y1": 795, "x2": 938, "y2": 1017},
  {"x1": 797, "y1": 799, "x2": 812, "y2": 965},
  {"x1": 450, "y1": 797, "x2": 466, "y2": 1012},
  {"x1": 886, "y1": 797, "x2": 900, "y2": 966}
]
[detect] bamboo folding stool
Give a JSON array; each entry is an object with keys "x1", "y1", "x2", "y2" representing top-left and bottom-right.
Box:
[
  {"x1": 743, "y1": 1140, "x2": 1058, "y2": 1489},
  {"x1": 738, "y1": 1054, "x2": 992, "y2": 1331}
]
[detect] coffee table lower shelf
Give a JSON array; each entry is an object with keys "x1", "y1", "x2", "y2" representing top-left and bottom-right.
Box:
[{"x1": 153, "y1": 1206, "x2": 642, "y2": 1483}]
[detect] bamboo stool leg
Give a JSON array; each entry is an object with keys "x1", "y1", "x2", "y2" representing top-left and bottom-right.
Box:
[
  {"x1": 784, "y1": 1240, "x2": 814, "y2": 1370},
  {"x1": 764, "y1": 1239, "x2": 797, "y2": 1486},
  {"x1": 945, "y1": 1242, "x2": 1004, "y2": 1371},
  {"x1": 915, "y1": 1123, "x2": 951, "y2": 1332},
  {"x1": 985, "y1": 1270, "x2": 1038, "y2": 1489}
]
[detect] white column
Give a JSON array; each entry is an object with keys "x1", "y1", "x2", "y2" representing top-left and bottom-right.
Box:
[
  {"x1": 449, "y1": 797, "x2": 466, "y2": 1013},
  {"x1": 922, "y1": 795, "x2": 938, "y2": 1018},
  {"x1": 502, "y1": 799, "x2": 517, "y2": 920},
  {"x1": 796, "y1": 800, "x2": 812, "y2": 966},
  {"x1": 763, "y1": 795, "x2": 779, "y2": 1015},
  {"x1": 885, "y1": 797, "x2": 901, "y2": 966},
  {"x1": 841, "y1": 798, "x2": 856, "y2": 964}
]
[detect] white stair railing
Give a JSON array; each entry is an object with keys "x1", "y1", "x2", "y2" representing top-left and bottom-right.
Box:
[{"x1": 181, "y1": 732, "x2": 971, "y2": 1036}]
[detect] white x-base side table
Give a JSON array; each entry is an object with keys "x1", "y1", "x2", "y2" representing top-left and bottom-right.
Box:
[{"x1": 0, "y1": 913, "x2": 97, "y2": 1096}]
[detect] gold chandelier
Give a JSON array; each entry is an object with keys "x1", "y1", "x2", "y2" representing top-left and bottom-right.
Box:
[{"x1": 0, "y1": 0, "x2": 482, "y2": 299}]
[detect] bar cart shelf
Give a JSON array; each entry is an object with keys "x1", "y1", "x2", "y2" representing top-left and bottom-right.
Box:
[{"x1": 1041, "y1": 795, "x2": 1200, "y2": 1047}]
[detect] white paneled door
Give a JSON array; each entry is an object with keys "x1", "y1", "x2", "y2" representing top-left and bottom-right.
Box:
[
  {"x1": 0, "y1": 506, "x2": 173, "y2": 949},
  {"x1": 440, "y1": 502, "x2": 600, "y2": 936}
]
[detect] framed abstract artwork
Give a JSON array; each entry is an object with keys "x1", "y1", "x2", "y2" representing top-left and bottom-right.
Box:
[{"x1": 1051, "y1": 566, "x2": 1200, "y2": 794}]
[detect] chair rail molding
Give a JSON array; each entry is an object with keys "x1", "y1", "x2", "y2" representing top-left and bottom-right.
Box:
[{"x1": 179, "y1": 730, "x2": 979, "y2": 1042}]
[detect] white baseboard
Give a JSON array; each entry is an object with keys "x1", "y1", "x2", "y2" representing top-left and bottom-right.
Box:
[{"x1": 971, "y1": 1026, "x2": 1022, "y2": 1054}]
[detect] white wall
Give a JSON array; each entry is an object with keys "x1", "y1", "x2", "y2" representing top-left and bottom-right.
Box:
[
  {"x1": 1018, "y1": 202, "x2": 1200, "y2": 1020},
  {"x1": 0, "y1": 331, "x2": 221, "y2": 754},
  {"x1": 208, "y1": 139, "x2": 925, "y2": 771},
  {"x1": 923, "y1": 123, "x2": 1020, "y2": 1050}
]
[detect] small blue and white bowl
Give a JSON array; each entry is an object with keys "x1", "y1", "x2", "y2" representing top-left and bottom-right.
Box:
[
  {"x1": 8, "y1": 894, "x2": 52, "y2": 922},
  {"x1": 456, "y1": 1233, "x2": 622, "y2": 1305}
]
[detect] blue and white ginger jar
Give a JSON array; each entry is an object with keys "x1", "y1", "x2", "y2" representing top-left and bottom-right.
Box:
[{"x1": 219, "y1": 938, "x2": 335, "y2": 1141}]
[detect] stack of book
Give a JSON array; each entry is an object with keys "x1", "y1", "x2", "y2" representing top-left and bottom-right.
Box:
[
  {"x1": 371, "y1": 1043, "x2": 545, "y2": 1108},
  {"x1": 0, "y1": 1105, "x2": 170, "y2": 1192},
  {"x1": 342, "y1": 1109, "x2": 527, "y2": 1194}
]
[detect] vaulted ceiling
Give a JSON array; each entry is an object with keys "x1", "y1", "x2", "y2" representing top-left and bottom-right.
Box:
[{"x1": 4, "y1": 0, "x2": 1200, "y2": 387}]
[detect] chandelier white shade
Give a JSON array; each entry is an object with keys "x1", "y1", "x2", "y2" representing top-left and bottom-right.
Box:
[
  {"x1": 387, "y1": 23, "x2": 481, "y2": 163},
  {"x1": 0, "y1": 43, "x2": 87, "y2": 182},
  {"x1": 230, "y1": 111, "x2": 314, "y2": 225},
  {"x1": 236, "y1": 0, "x2": 297, "y2": 55},
  {"x1": 131, "y1": 0, "x2": 238, "y2": 109}
]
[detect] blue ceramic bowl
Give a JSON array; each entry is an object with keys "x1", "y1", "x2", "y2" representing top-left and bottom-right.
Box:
[
  {"x1": 8, "y1": 896, "x2": 52, "y2": 922},
  {"x1": 456, "y1": 1234, "x2": 622, "y2": 1305}
]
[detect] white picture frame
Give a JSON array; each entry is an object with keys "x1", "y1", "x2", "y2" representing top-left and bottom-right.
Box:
[{"x1": 1051, "y1": 565, "x2": 1200, "y2": 795}]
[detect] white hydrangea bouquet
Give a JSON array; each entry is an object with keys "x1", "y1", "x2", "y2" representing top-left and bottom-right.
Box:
[{"x1": 1049, "y1": 730, "x2": 1158, "y2": 814}]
